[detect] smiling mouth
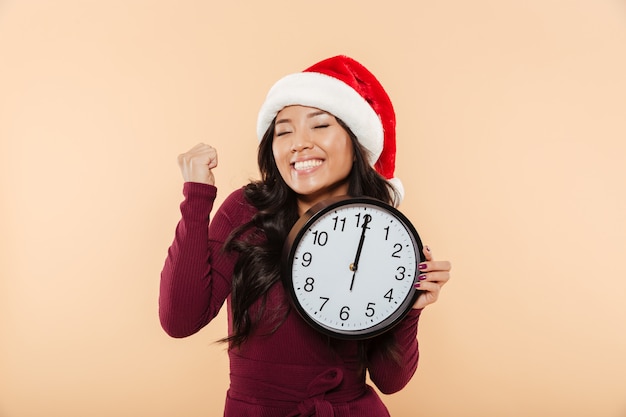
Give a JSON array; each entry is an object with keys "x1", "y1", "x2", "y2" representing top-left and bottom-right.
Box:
[{"x1": 293, "y1": 159, "x2": 323, "y2": 171}]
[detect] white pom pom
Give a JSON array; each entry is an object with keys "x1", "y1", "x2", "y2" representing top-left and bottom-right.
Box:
[{"x1": 388, "y1": 177, "x2": 404, "y2": 207}]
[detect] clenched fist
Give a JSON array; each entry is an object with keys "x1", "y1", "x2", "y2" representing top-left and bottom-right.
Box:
[{"x1": 177, "y1": 143, "x2": 218, "y2": 185}]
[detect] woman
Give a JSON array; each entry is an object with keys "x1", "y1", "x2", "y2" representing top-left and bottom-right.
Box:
[{"x1": 160, "y1": 55, "x2": 451, "y2": 416}]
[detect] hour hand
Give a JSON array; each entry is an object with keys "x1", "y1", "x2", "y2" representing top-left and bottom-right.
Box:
[{"x1": 349, "y1": 214, "x2": 371, "y2": 290}]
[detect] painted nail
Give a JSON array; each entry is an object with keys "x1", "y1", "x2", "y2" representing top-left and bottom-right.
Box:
[
  {"x1": 418, "y1": 263, "x2": 428, "y2": 270},
  {"x1": 419, "y1": 274, "x2": 427, "y2": 281},
  {"x1": 414, "y1": 282, "x2": 421, "y2": 288}
]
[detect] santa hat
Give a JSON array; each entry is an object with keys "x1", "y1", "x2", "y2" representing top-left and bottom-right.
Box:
[{"x1": 256, "y1": 55, "x2": 404, "y2": 204}]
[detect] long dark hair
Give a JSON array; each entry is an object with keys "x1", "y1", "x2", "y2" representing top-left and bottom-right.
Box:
[{"x1": 223, "y1": 117, "x2": 401, "y2": 362}]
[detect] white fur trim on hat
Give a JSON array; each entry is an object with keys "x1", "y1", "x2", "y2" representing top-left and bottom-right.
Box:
[{"x1": 256, "y1": 72, "x2": 384, "y2": 166}]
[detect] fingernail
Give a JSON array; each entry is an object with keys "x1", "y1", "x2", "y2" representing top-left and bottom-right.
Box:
[
  {"x1": 414, "y1": 282, "x2": 421, "y2": 288},
  {"x1": 419, "y1": 274, "x2": 427, "y2": 281},
  {"x1": 418, "y1": 263, "x2": 427, "y2": 270}
]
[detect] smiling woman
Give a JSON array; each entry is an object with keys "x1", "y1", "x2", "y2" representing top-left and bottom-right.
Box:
[
  {"x1": 3, "y1": 1, "x2": 626, "y2": 416},
  {"x1": 159, "y1": 55, "x2": 451, "y2": 416}
]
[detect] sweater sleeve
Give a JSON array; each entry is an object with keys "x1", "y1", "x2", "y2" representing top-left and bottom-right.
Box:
[
  {"x1": 366, "y1": 309, "x2": 422, "y2": 394},
  {"x1": 159, "y1": 182, "x2": 241, "y2": 338}
]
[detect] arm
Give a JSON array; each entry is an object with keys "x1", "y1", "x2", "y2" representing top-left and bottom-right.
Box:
[
  {"x1": 159, "y1": 182, "x2": 237, "y2": 338},
  {"x1": 159, "y1": 143, "x2": 239, "y2": 338},
  {"x1": 366, "y1": 309, "x2": 421, "y2": 394},
  {"x1": 367, "y1": 246, "x2": 452, "y2": 393}
]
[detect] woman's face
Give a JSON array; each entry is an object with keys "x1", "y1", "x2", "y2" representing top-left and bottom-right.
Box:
[{"x1": 272, "y1": 105, "x2": 354, "y2": 213}]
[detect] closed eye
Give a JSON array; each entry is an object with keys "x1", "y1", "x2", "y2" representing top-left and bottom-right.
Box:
[{"x1": 313, "y1": 124, "x2": 330, "y2": 129}]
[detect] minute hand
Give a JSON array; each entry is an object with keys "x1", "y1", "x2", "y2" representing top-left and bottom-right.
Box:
[{"x1": 349, "y1": 214, "x2": 372, "y2": 291}]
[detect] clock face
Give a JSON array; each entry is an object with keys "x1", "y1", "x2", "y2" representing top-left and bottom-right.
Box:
[{"x1": 282, "y1": 196, "x2": 423, "y2": 339}]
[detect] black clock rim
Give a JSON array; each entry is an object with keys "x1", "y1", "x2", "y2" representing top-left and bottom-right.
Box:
[{"x1": 281, "y1": 195, "x2": 423, "y2": 340}]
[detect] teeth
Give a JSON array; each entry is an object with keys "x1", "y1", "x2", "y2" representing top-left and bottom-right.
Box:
[{"x1": 294, "y1": 159, "x2": 323, "y2": 171}]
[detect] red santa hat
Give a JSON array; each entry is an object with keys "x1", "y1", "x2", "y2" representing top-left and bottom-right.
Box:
[{"x1": 256, "y1": 55, "x2": 404, "y2": 204}]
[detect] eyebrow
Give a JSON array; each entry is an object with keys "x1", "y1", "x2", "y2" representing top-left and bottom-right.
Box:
[{"x1": 275, "y1": 110, "x2": 329, "y2": 125}]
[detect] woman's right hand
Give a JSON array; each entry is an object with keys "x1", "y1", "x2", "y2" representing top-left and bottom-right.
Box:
[{"x1": 177, "y1": 143, "x2": 218, "y2": 185}]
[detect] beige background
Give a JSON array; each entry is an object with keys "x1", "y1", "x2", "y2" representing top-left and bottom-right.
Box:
[{"x1": 1, "y1": 1, "x2": 625, "y2": 416}]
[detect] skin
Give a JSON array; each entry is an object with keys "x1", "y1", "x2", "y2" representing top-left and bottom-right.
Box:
[
  {"x1": 272, "y1": 105, "x2": 355, "y2": 215},
  {"x1": 177, "y1": 105, "x2": 451, "y2": 310}
]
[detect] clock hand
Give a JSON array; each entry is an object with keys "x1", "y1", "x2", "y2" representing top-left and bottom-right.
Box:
[{"x1": 349, "y1": 214, "x2": 371, "y2": 291}]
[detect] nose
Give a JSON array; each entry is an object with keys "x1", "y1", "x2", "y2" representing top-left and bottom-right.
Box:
[{"x1": 290, "y1": 130, "x2": 313, "y2": 152}]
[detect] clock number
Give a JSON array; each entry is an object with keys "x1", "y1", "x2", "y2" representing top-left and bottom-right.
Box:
[
  {"x1": 340, "y1": 306, "x2": 350, "y2": 321},
  {"x1": 384, "y1": 288, "x2": 394, "y2": 302},
  {"x1": 332, "y1": 216, "x2": 346, "y2": 231},
  {"x1": 391, "y1": 243, "x2": 403, "y2": 258},
  {"x1": 301, "y1": 252, "x2": 312, "y2": 267},
  {"x1": 319, "y1": 296, "x2": 329, "y2": 311},
  {"x1": 312, "y1": 230, "x2": 328, "y2": 246},
  {"x1": 354, "y1": 212, "x2": 372, "y2": 229},
  {"x1": 395, "y1": 266, "x2": 406, "y2": 280},
  {"x1": 365, "y1": 302, "x2": 376, "y2": 317},
  {"x1": 384, "y1": 226, "x2": 390, "y2": 240},
  {"x1": 304, "y1": 277, "x2": 315, "y2": 292}
]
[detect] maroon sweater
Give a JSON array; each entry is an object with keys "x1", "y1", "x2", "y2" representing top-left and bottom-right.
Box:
[{"x1": 160, "y1": 182, "x2": 421, "y2": 416}]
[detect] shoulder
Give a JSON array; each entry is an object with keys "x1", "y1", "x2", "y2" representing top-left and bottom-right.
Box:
[
  {"x1": 215, "y1": 186, "x2": 257, "y2": 224},
  {"x1": 222, "y1": 186, "x2": 250, "y2": 208}
]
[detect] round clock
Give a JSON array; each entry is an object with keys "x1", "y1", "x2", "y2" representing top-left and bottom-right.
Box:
[{"x1": 281, "y1": 195, "x2": 423, "y2": 339}]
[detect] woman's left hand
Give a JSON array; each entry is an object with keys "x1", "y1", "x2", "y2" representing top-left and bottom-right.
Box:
[{"x1": 412, "y1": 246, "x2": 451, "y2": 310}]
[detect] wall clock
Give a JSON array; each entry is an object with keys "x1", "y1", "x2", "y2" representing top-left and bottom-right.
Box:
[{"x1": 282, "y1": 196, "x2": 423, "y2": 339}]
